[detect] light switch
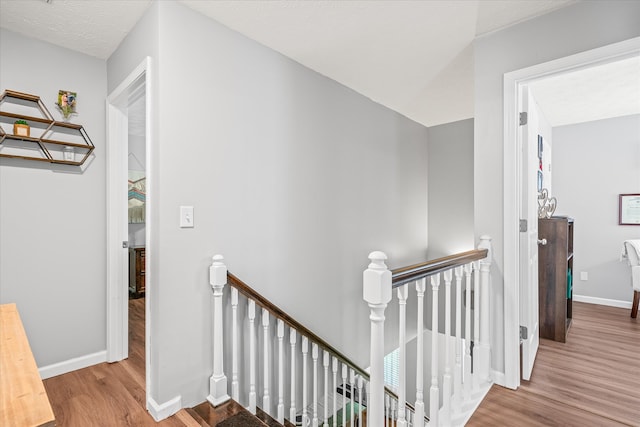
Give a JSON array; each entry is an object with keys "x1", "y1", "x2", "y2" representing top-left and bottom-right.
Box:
[
  {"x1": 580, "y1": 271, "x2": 588, "y2": 281},
  {"x1": 180, "y1": 206, "x2": 194, "y2": 228}
]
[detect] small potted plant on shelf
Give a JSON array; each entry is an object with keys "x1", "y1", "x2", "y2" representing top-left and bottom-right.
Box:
[{"x1": 13, "y1": 119, "x2": 30, "y2": 137}]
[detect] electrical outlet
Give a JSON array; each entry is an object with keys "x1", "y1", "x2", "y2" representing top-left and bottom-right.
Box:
[
  {"x1": 180, "y1": 206, "x2": 194, "y2": 228},
  {"x1": 580, "y1": 271, "x2": 588, "y2": 281}
]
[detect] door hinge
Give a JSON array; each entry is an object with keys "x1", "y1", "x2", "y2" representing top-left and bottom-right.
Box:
[
  {"x1": 520, "y1": 325, "x2": 528, "y2": 341},
  {"x1": 519, "y1": 219, "x2": 528, "y2": 232},
  {"x1": 519, "y1": 112, "x2": 528, "y2": 126}
]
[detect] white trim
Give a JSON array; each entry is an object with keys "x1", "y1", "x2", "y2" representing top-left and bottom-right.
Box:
[
  {"x1": 148, "y1": 395, "x2": 182, "y2": 422},
  {"x1": 573, "y1": 295, "x2": 632, "y2": 309},
  {"x1": 106, "y1": 101, "x2": 129, "y2": 363},
  {"x1": 491, "y1": 369, "x2": 506, "y2": 388},
  {"x1": 39, "y1": 351, "x2": 107, "y2": 380},
  {"x1": 106, "y1": 56, "x2": 154, "y2": 408},
  {"x1": 502, "y1": 36, "x2": 640, "y2": 391}
]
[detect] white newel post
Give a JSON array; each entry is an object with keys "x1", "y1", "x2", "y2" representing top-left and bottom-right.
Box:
[
  {"x1": 208, "y1": 255, "x2": 230, "y2": 406},
  {"x1": 478, "y1": 235, "x2": 493, "y2": 384},
  {"x1": 363, "y1": 251, "x2": 392, "y2": 427}
]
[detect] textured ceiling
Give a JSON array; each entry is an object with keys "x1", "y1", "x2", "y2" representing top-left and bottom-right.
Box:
[{"x1": 2, "y1": 0, "x2": 636, "y2": 129}]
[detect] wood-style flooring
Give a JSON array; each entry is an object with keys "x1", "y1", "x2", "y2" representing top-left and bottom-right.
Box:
[
  {"x1": 469, "y1": 302, "x2": 640, "y2": 426},
  {"x1": 43, "y1": 298, "x2": 200, "y2": 427},
  {"x1": 42, "y1": 300, "x2": 639, "y2": 426}
]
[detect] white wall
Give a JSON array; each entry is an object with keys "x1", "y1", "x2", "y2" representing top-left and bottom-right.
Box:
[
  {"x1": 427, "y1": 119, "x2": 474, "y2": 258},
  {"x1": 474, "y1": 0, "x2": 640, "y2": 376},
  {"x1": 110, "y1": 1, "x2": 429, "y2": 408},
  {"x1": 553, "y1": 114, "x2": 640, "y2": 303},
  {"x1": 0, "y1": 29, "x2": 107, "y2": 369}
]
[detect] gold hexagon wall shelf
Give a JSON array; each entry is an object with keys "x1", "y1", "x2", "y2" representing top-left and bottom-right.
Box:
[{"x1": 0, "y1": 90, "x2": 94, "y2": 166}]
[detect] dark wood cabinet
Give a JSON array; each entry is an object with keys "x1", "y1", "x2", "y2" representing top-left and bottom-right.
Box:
[
  {"x1": 538, "y1": 216, "x2": 574, "y2": 342},
  {"x1": 129, "y1": 247, "x2": 146, "y2": 296}
]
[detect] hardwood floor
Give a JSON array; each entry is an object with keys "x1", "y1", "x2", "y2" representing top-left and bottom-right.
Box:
[
  {"x1": 469, "y1": 302, "x2": 640, "y2": 426},
  {"x1": 41, "y1": 300, "x2": 639, "y2": 426},
  {"x1": 43, "y1": 298, "x2": 199, "y2": 427}
]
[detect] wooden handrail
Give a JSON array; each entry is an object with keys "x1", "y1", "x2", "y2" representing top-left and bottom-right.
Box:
[
  {"x1": 227, "y1": 272, "x2": 410, "y2": 412},
  {"x1": 391, "y1": 249, "x2": 488, "y2": 288}
]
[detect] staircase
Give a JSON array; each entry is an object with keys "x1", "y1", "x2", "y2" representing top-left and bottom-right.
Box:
[{"x1": 204, "y1": 237, "x2": 494, "y2": 426}]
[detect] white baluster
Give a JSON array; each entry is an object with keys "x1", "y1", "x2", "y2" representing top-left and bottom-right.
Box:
[
  {"x1": 349, "y1": 369, "x2": 355, "y2": 427},
  {"x1": 363, "y1": 251, "x2": 392, "y2": 427},
  {"x1": 277, "y1": 319, "x2": 285, "y2": 424},
  {"x1": 414, "y1": 278, "x2": 426, "y2": 427},
  {"x1": 262, "y1": 308, "x2": 271, "y2": 414},
  {"x1": 313, "y1": 343, "x2": 319, "y2": 427},
  {"x1": 248, "y1": 299, "x2": 257, "y2": 414},
  {"x1": 453, "y1": 266, "x2": 463, "y2": 414},
  {"x1": 231, "y1": 287, "x2": 239, "y2": 402},
  {"x1": 341, "y1": 364, "x2": 347, "y2": 427},
  {"x1": 397, "y1": 284, "x2": 408, "y2": 427},
  {"x1": 385, "y1": 393, "x2": 390, "y2": 427},
  {"x1": 473, "y1": 262, "x2": 480, "y2": 392},
  {"x1": 290, "y1": 328, "x2": 297, "y2": 424},
  {"x1": 464, "y1": 263, "x2": 472, "y2": 401},
  {"x1": 357, "y1": 376, "x2": 363, "y2": 427},
  {"x1": 208, "y1": 255, "x2": 230, "y2": 406},
  {"x1": 332, "y1": 357, "x2": 338, "y2": 427},
  {"x1": 430, "y1": 274, "x2": 441, "y2": 427},
  {"x1": 391, "y1": 398, "x2": 397, "y2": 425},
  {"x1": 303, "y1": 337, "x2": 309, "y2": 427},
  {"x1": 324, "y1": 351, "x2": 330, "y2": 427},
  {"x1": 478, "y1": 236, "x2": 493, "y2": 384},
  {"x1": 442, "y1": 269, "x2": 453, "y2": 426}
]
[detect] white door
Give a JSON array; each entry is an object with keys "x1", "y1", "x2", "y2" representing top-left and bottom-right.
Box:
[{"x1": 518, "y1": 86, "x2": 540, "y2": 381}]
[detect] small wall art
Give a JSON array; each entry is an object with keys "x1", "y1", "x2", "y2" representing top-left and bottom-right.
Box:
[
  {"x1": 619, "y1": 194, "x2": 640, "y2": 225},
  {"x1": 56, "y1": 90, "x2": 77, "y2": 121}
]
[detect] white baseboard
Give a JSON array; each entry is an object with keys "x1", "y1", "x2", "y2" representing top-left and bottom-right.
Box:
[
  {"x1": 148, "y1": 395, "x2": 182, "y2": 421},
  {"x1": 39, "y1": 350, "x2": 107, "y2": 380},
  {"x1": 573, "y1": 294, "x2": 632, "y2": 309},
  {"x1": 491, "y1": 369, "x2": 506, "y2": 388}
]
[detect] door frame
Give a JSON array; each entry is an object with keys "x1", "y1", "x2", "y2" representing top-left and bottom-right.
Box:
[
  {"x1": 106, "y1": 57, "x2": 153, "y2": 399},
  {"x1": 502, "y1": 37, "x2": 640, "y2": 389}
]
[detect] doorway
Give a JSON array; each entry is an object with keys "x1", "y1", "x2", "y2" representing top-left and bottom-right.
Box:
[
  {"x1": 502, "y1": 37, "x2": 640, "y2": 389},
  {"x1": 106, "y1": 57, "x2": 153, "y2": 404}
]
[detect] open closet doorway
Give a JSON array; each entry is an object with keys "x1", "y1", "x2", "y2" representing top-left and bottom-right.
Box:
[{"x1": 107, "y1": 57, "x2": 153, "y2": 406}]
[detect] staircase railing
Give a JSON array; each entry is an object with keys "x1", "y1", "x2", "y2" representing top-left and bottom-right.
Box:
[
  {"x1": 364, "y1": 236, "x2": 493, "y2": 427},
  {"x1": 208, "y1": 255, "x2": 416, "y2": 426}
]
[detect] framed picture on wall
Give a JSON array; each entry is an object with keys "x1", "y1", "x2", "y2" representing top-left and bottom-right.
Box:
[{"x1": 619, "y1": 193, "x2": 640, "y2": 225}]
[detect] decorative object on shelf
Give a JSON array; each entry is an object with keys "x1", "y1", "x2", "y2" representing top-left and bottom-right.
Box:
[
  {"x1": 55, "y1": 90, "x2": 77, "y2": 121},
  {"x1": 0, "y1": 89, "x2": 94, "y2": 166},
  {"x1": 538, "y1": 188, "x2": 557, "y2": 219},
  {"x1": 13, "y1": 119, "x2": 30, "y2": 137}
]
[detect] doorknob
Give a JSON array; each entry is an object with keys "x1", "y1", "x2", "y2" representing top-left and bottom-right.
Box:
[{"x1": 537, "y1": 238, "x2": 547, "y2": 245}]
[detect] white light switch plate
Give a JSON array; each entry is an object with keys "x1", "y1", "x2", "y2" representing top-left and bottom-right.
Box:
[
  {"x1": 180, "y1": 206, "x2": 194, "y2": 228},
  {"x1": 580, "y1": 271, "x2": 588, "y2": 281}
]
